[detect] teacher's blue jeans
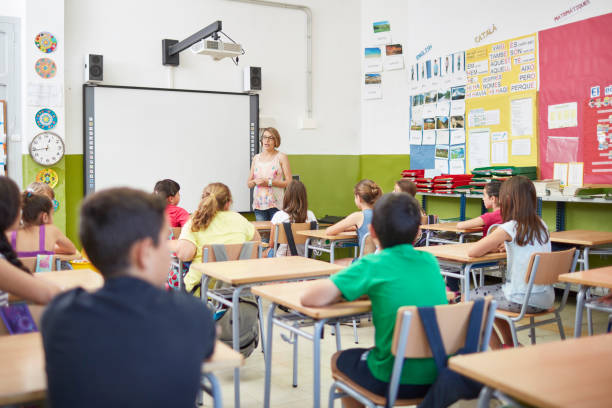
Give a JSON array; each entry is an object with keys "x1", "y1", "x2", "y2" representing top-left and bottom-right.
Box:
[{"x1": 253, "y1": 207, "x2": 279, "y2": 221}]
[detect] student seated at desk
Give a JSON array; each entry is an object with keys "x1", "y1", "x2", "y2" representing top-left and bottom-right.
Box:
[
  {"x1": 302, "y1": 193, "x2": 448, "y2": 405},
  {"x1": 326, "y1": 179, "x2": 382, "y2": 265},
  {"x1": 270, "y1": 180, "x2": 317, "y2": 257},
  {"x1": 154, "y1": 178, "x2": 190, "y2": 228},
  {"x1": 41, "y1": 187, "x2": 216, "y2": 408},
  {"x1": 26, "y1": 181, "x2": 54, "y2": 201},
  {"x1": 176, "y1": 182, "x2": 260, "y2": 295},
  {"x1": 394, "y1": 179, "x2": 429, "y2": 246},
  {"x1": 467, "y1": 176, "x2": 551, "y2": 348},
  {"x1": 0, "y1": 176, "x2": 60, "y2": 305},
  {"x1": 9, "y1": 191, "x2": 78, "y2": 259},
  {"x1": 457, "y1": 179, "x2": 502, "y2": 237}
]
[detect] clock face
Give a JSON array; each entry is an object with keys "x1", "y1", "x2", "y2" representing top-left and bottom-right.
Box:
[{"x1": 29, "y1": 132, "x2": 65, "y2": 166}]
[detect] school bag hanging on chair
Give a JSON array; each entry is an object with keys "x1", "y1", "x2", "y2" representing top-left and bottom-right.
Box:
[{"x1": 207, "y1": 242, "x2": 260, "y2": 358}]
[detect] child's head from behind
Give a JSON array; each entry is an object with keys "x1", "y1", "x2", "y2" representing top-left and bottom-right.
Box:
[
  {"x1": 27, "y1": 181, "x2": 55, "y2": 200},
  {"x1": 0, "y1": 177, "x2": 30, "y2": 273},
  {"x1": 79, "y1": 187, "x2": 169, "y2": 284},
  {"x1": 394, "y1": 179, "x2": 417, "y2": 196},
  {"x1": 283, "y1": 180, "x2": 308, "y2": 223},
  {"x1": 22, "y1": 191, "x2": 53, "y2": 226},
  {"x1": 354, "y1": 179, "x2": 382, "y2": 208},
  {"x1": 154, "y1": 179, "x2": 181, "y2": 205},
  {"x1": 371, "y1": 192, "x2": 421, "y2": 249},
  {"x1": 192, "y1": 183, "x2": 232, "y2": 231},
  {"x1": 483, "y1": 179, "x2": 502, "y2": 209},
  {"x1": 499, "y1": 176, "x2": 547, "y2": 246}
]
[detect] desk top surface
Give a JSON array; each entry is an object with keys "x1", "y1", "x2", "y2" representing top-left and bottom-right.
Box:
[
  {"x1": 0, "y1": 333, "x2": 45, "y2": 405},
  {"x1": 296, "y1": 229, "x2": 358, "y2": 240},
  {"x1": 420, "y1": 222, "x2": 483, "y2": 233},
  {"x1": 416, "y1": 243, "x2": 506, "y2": 263},
  {"x1": 449, "y1": 334, "x2": 612, "y2": 408},
  {"x1": 251, "y1": 221, "x2": 272, "y2": 231},
  {"x1": 550, "y1": 230, "x2": 612, "y2": 246},
  {"x1": 558, "y1": 266, "x2": 612, "y2": 288},
  {"x1": 35, "y1": 268, "x2": 104, "y2": 292},
  {"x1": 192, "y1": 256, "x2": 342, "y2": 285},
  {"x1": 252, "y1": 280, "x2": 371, "y2": 319},
  {"x1": 202, "y1": 341, "x2": 244, "y2": 373}
]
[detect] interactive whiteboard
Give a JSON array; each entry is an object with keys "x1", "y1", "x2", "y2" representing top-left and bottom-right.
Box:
[{"x1": 84, "y1": 85, "x2": 258, "y2": 212}]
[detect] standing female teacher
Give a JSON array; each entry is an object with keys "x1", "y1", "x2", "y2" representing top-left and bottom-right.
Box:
[{"x1": 247, "y1": 127, "x2": 292, "y2": 221}]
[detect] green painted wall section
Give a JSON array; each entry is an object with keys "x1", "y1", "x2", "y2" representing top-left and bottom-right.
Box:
[
  {"x1": 359, "y1": 154, "x2": 411, "y2": 194},
  {"x1": 65, "y1": 154, "x2": 84, "y2": 247},
  {"x1": 22, "y1": 155, "x2": 66, "y2": 232},
  {"x1": 288, "y1": 155, "x2": 360, "y2": 218}
]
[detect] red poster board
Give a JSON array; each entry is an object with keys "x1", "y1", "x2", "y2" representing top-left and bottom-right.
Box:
[{"x1": 538, "y1": 13, "x2": 612, "y2": 184}]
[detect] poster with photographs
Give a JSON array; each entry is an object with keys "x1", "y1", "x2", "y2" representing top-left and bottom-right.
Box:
[
  {"x1": 364, "y1": 73, "x2": 382, "y2": 99},
  {"x1": 384, "y1": 44, "x2": 404, "y2": 70}
]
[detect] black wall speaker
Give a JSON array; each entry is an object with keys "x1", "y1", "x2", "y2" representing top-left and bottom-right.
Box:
[
  {"x1": 84, "y1": 54, "x2": 103, "y2": 83},
  {"x1": 243, "y1": 66, "x2": 261, "y2": 92}
]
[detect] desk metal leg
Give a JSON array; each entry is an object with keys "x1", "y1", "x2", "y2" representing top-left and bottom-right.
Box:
[
  {"x1": 574, "y1": 285, "x2": 586, "y2": 338},
  {"x1": 330, "y1": 242, "x2": 336, "y2": 264},
  {"x1": 292, "y1": 332, "x2": 299, "y2": 387},
  {"x1": 257, "y1": 296, "x2": 265, "y2": 353},
  {"x1": 426, "y1": 230, "x2": 431, "y2": 246},
  {"x1": 264, "y1": 303, "x2": 277, "y2": 408},
  {"x1": 313, "y1": 319, "x2": 328, "y2": 408},
  {"x1": 232, "y1": 286, "x2": 246, "y2": 408},
  {"x1": 334, "y1": 322, "x2": 342, "y2": 351},
  {"x1": 477, "y1": 386, "x2": 493, "y2": 408},
  {"x1": 459, "y1": 233, "x2": 465, "y2": 243},
  {"x1": 463, "y1": 264, "x2": 473, "y2": 301},
  {"x1": 305, "y1": 238, "x2": 311, "y2": 258},
  {"x1": 202, "y1": 372, "x2": 223, "y2": 408}
]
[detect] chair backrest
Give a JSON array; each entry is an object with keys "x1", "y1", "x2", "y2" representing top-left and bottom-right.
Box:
[
  {"x1": 201, "y1": 242, "x2": 261, "y2": 262},
  {"x1": 271, "y1": 222, "x2": 316, "y2": 247},
  {"x1": 358, "y1": 232, "x2": 377, "y2": 258},
  {"x1": 391, "y1": 297, "x2": 493, "y2": 358},
  {"x1": 486, "y1": 223, "x2": 501, "y2": 235},
  {"x1": 524, "y1": 247, "x2": 577, "y2": 285},
  {"x1": 171, "y1": 227, "x2": 182, "y2": 240}
]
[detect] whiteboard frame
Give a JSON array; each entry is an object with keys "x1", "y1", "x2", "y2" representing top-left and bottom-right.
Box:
[{"x1": 83, "y1": 84, "x2": 259, "y2": 212}]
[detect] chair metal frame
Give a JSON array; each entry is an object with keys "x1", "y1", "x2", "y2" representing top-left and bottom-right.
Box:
[
  {"x1": 328, "y1": 299, "x2": 498, "y2": 408},
  {"x1": 494, "y1": 248, "x2": 579, "y2": 347}
]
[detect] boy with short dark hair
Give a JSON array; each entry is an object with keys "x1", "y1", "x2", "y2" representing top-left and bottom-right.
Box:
[
  {"x1": 301, "y1": 192, "x2": 448, "y2": 404},
  {"x1": 154, "y1": 178, "x2": 190, "y2": 228},
  {"x1": 41, "y1": 188, "x2": 216, "y2": 408}
]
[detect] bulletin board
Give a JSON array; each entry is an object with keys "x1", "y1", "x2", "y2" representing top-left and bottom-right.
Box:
[
  {"x1": 465, "y1": 33, "x2": 539, "y2": 172},
  {"x1": 538, "y1": 13, "x2": 612, "y2": 184}
]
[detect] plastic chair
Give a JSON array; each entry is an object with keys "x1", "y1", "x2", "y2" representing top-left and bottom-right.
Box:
[
  {"x1": 495, "y1": 248, "x2": 578, "y2": 347},
  {"x1": 269, "y1": 221, "x2": 318, "y2": 257},
  {"x1": 328, "y1": 297, "x2": 496, "y2": 407}
]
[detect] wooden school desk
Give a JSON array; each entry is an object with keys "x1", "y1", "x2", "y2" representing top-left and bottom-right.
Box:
[
  {"x1": 0, "y1": 332, "x2": 45, "y2": 405},
  {"x1": 0, "y1": 335, "x2": 243, "y2": 408},
  {"x1": 550, "y1": 230, "x2": 612, "y2": 270},
  {"x1": 9, "y1": 269, "x2": 104, "y2": 303},
  {"x1": 449, "y1": 333, "x2": 612, "y2": 408},
  {"x1": 416, "y1": 243, "x2": 506, "y2": 301},
  {"x1": 420, "y1": 222, "x2": 483, "y2": 245},
  {"x1": 200, "y1": 341, "x2": 244, "y2": 408},
  {"x1": 193, "y1": 257, "x2": 341, "y2": 408},
  {"x1": 251, "y1": 280, "x2": 371, "y2": 408},
  {"x1": 296, "y1": 229, "x2": 358, "y2": 263},
  {"x1": 559, "y1": 266, "x2": 612, "y2": 337}
]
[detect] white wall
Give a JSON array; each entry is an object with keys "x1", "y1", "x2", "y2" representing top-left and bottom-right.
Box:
[
  {"x1": 360, "y1": 0, "x2": 612, "y2": 155},
  {"x1": 64, "y1": 0, "x2": 362, "y2": 156}
]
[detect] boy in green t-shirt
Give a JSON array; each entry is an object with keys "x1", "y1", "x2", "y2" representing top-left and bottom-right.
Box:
[{"x1": 301, "y1": 192, "x2": 448, "y2": 405}]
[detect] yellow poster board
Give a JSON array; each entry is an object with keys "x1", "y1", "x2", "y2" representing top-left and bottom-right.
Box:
[{"x1": 465, "y1": 33, "x2": 539, "y2": 171}]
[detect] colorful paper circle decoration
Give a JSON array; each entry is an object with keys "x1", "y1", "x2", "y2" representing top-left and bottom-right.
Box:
[
  {"x1": 52, "y1": 199, "x2": 59, "y2": 212},
  {"x1": 34, "y1": 32, "x2": 57, "y2": 53},
  {"x1": 35, "y1": 168, "x2": 59, "y2": 189},
  {"x1": 35, "y1": 58, "x2": 57, "y2": 79},
  {"x1": 35, "y1": 108, "x2": 58, "y2": 130}
]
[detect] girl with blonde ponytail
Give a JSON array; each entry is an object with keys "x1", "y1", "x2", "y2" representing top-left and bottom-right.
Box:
[{"x1": 176, "y1": 182, "x2": 260, "y2": 294}]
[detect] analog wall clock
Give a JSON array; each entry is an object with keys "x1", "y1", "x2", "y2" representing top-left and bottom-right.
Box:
[{"x1": 29, "y1": 132, "x2": 65, "y2": 166}]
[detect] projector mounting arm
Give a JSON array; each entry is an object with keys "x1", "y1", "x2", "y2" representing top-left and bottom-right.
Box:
[{"x1": 162, "y1": 20, "x2": 222, "y2": 66}]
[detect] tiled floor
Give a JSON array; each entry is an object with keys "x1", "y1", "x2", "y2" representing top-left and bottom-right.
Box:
[{"x1": 205, "y1": 296, "x2": 611, "y2": 408}]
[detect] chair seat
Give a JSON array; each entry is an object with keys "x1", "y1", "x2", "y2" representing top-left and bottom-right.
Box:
[
  {"x1": 330, "y1": 352, "x2": 423, "y2": 407},
  {"x1": 495, "y1": 307, "x2": 555, "y2": 318}
]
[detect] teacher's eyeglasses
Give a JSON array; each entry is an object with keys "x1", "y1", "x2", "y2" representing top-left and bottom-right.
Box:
[{"x1": 261, "y1": 136, "x2": 274, "y2": 142}]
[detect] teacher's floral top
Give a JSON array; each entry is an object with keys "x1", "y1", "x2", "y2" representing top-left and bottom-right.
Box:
[{"x1": 252, "y1": 152, "x2": 285, "y2": 210}]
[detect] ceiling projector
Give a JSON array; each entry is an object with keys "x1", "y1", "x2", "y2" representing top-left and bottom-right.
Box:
[{"x1": 190, "y1": 39, "x2": 243, "y2": 60}]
